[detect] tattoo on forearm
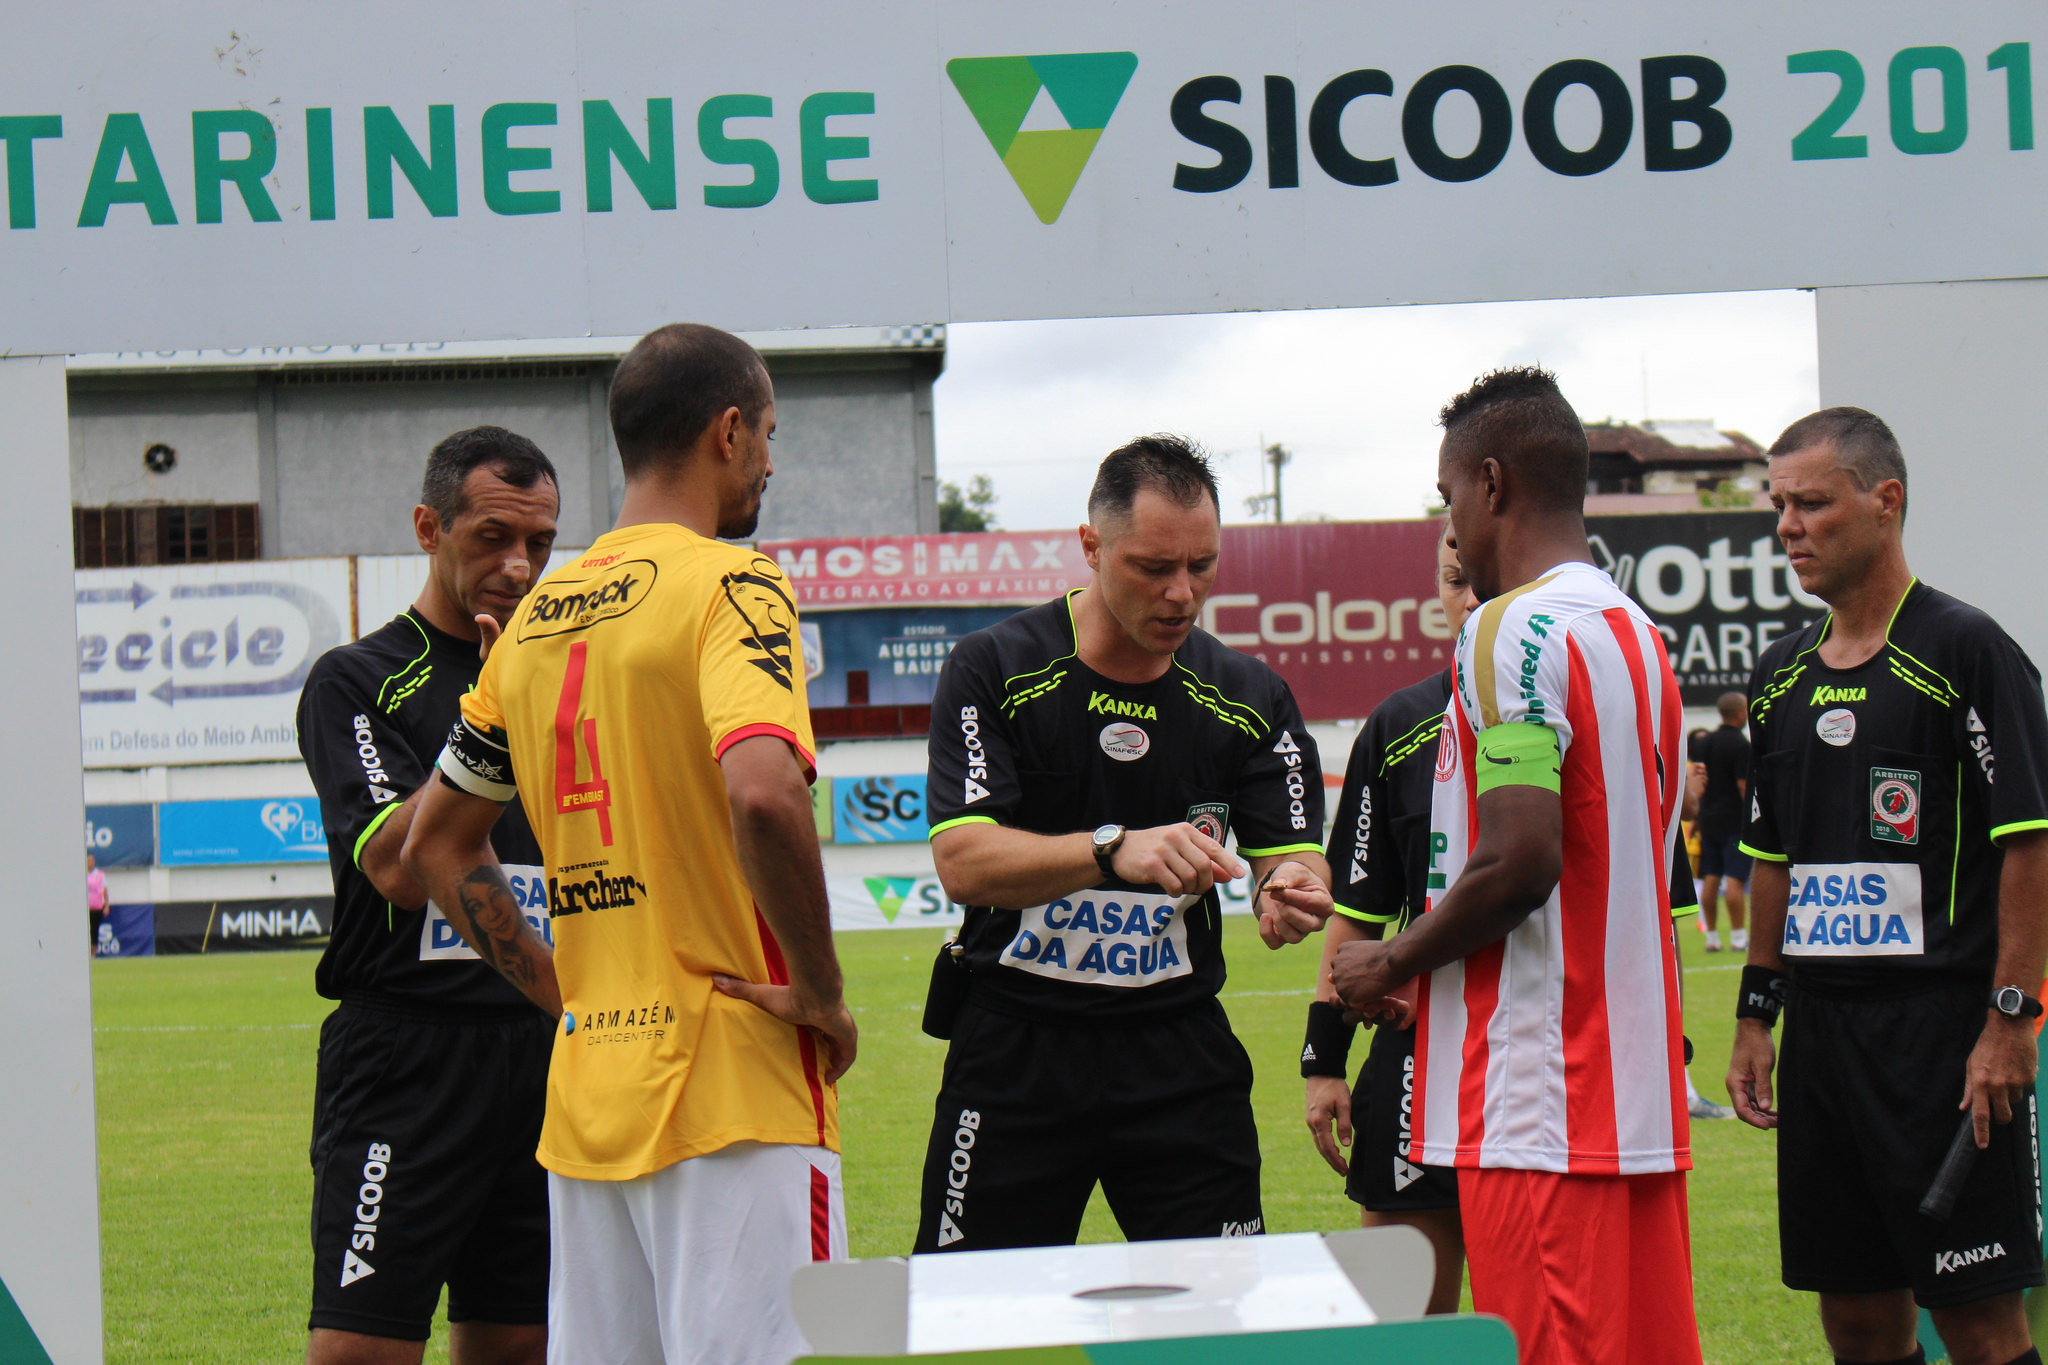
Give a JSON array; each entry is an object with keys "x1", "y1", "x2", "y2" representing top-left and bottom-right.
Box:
[{"x1": 451, "y1": 866, "x2": 545, "y2": 994}]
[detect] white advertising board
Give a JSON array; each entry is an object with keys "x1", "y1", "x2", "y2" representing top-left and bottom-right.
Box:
[
  {"x1": 75, "y1": 558, "x2": 350, "y2": 767},
  {"x1": 3, "y1": 2, "x2": 2047, "y2": 352}
]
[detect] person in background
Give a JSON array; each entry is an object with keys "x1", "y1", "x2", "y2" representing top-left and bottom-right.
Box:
[
  {"x1": 86, "y1": 853, "x2": 107, "y2": 954},
  {"x1": 1696, "y1": 693, "x2": 1752, "y2": 953}
]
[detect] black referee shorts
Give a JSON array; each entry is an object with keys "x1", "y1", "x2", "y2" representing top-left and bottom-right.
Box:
[
  {"x1": 309, "y1": 1002, "x2": 553, "y2": 1340},
  {"x1": 1345, "y1": 1023, "x2": 1458, "y2": 1212},
  {"x1": 912, "y1": 997, "x2": 1263, "y2": 1252},
  {"x1": 1779, "y1": 980, "x2": 2045, "y2": 1309}
]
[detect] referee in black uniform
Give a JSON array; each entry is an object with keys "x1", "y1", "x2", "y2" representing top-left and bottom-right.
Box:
[
  {"x1": 297, "y1": 428, "x2": 560, "y2": 1365},
  {"x1": 915, "y1": 435, "x2": 1336, "y2": 1252},
  {"x1": 1303, "y1": 522, "x2": 1475, "y2": 1315},
  {"x1": 1727, "y1": 407, "x2": 2048, "y2": 1365}
]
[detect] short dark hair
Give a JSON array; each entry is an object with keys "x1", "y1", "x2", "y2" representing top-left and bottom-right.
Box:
[
  {"x1": 1718, "y1": 691, "x2": 1746, "y2": 722},
  {"x1": 1768, "y1": 406, "x2": 1908, "y2": 519},
  {"x1": 420, "y1": 426, "x2": 558, "y2": 526},
  {"x1": 1438, "y1": 366, "x2": 1589, "y2": 509},
  {"x1": 608, "y1": 323, "x2": 773, "y2": 477},
  {"x1": 1087, "y1": 434, "x2": 1220, "y2": 522}
]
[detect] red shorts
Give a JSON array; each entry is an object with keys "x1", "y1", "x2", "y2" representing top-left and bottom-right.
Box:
[{"x1": 1461, "y1": 1167, "x2": 1702, "y2": 1365}]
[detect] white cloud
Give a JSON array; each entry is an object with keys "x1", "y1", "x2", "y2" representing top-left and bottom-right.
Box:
[{"x1": 932, "y1": 290, "x2": 1818, "y2": 531}]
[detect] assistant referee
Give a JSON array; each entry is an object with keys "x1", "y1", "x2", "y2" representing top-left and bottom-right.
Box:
[
  {"x1": 1302, "y1": 522, "x2": 1475, "y2": 1315},
  {"x1": 916, "y1": 435, "x2": 1334, "y2": 1252},
  {"x1": 1727, "y1": 407, "x2": 2048, "y2": 1365}
]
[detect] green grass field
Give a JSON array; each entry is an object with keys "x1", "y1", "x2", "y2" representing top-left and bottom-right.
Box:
[{"x1": 94, "y1": 919, "x2": 1820, "y2": 1363}]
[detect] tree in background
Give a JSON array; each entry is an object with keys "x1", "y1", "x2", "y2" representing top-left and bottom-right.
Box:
[{"x1": 939, "y1": 474, "x2": 1000, "y2": 532}]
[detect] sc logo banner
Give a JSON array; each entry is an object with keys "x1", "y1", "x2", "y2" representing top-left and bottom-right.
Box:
[{"x1": 834, "y1": 775, "x2": 928, "y2": 844}]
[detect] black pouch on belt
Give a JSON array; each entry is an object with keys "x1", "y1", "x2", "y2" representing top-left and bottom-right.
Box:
[{"x1": 921, "y1": 938, "x2": 971, "y2": 1040}]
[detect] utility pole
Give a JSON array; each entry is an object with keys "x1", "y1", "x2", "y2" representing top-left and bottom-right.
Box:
[{"x1": 1243, "y1": 436, "x2": 1292, "y2": 524}]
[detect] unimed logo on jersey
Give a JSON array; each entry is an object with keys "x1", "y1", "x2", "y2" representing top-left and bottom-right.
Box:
[{"x1": 1781, "y1": 862, "x2": 1924, "y2": 957}]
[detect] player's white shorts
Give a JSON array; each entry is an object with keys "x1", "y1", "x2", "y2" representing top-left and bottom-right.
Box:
[{"x1": 547, "y1": 1141, "x2": 846, "y2": 1365}]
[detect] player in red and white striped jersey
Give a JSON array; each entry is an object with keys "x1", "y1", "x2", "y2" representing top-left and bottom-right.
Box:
[{"x1": 1332, "y1": 367, "x2": 1701, "y2": 1365}]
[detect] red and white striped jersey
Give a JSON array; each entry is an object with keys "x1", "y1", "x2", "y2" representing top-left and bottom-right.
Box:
[{"x1": 1412, "y1": 561, "x2": 1691, "y2": 1175}]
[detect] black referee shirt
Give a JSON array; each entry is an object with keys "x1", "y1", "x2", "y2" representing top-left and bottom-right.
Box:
[
  {"x1": 1696, "y1": 723, "x2": 1750, "y2": 842},
  {"x1": 926, "y1": 592, "x2": 1324, "y2": 1020},
  {"x1": 1742, "y1": 581, "x2": 2048, "y2": 991},
  {"x1": 298, "y1": 610, "x2": 547, "y2": 1013},
  {"x1": 1326, "y1": 670, "x2": 1452, "y2": 933}
]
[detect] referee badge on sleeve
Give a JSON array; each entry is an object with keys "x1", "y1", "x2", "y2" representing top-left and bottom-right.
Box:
[
  {"x1": 1186, "y1": 802, "x2": 1229, "y2": 843},
  {"x1": 1870, "y1": 767, "x2": 1921, "y2": 845}
]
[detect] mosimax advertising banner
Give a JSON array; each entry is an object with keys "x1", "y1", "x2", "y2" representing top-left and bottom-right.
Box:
[
  {"x1": 82, "y1": 804, "x2": 154, "y2": 869},
  {"x1": 806, "y1": 606, "x2": 1020, "y2": 707},
  {"x1": 764, "y1": 533, "x2": 1089, "y2": 612},
  {"x1": 75, "y1": 559, "x2": 349, "y2": 767},
  {"x1": 4, "y1": 4, "x2": 2046, "y2": 354},
  {"x1": 152, "y1": 897, "x2": 333, "y2": 954},
  {"x1": 157, "y1": 798, "x2": 329, "y2": 866},
  {"x1": 1587, "y1": 510, "x2": 1822, "y2": 706}
]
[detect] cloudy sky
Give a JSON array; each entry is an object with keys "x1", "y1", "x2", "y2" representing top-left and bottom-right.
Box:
[{"x1": 930, "y1": 289, "x2": 1818, "y2": 533}]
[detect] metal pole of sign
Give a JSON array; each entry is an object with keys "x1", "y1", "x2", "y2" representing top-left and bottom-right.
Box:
[{"x1": 0, "y1": 353, "x2": 105, "y2": 1365}]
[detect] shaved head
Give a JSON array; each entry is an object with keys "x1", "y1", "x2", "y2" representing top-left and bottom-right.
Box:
[{"x1": 1438, "y1": 366, "x2": 1589, "y2": 511}]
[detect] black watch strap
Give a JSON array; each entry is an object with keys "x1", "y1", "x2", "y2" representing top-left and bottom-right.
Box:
[
  {"x1": 1093, "y1": 829, "x2": 1124, "y2": 881},
  {"x1": 1994, "y1": 986, "x2": 2045, "y2": 1019}
]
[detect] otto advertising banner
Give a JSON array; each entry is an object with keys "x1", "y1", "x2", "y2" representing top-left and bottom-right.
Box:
[
  {"x1": 157, "y1": 799, "x2": 329, "y2": 866},
  {"x1": 765, "y1": 533, "x2": 1088, "y2": 612},
  {"x1": 1588, "y1": 511, "x2": 1823, "y2": 706},
  {"x1": 76, "y1": 559, "x2": 350, "y2": 767}
]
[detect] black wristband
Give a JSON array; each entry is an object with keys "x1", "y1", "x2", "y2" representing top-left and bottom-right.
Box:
[
  {"x1": 1736, "y1": 964, "x2": 1789, "y2": 1027},
  {"x1": 1301, "y1": 1000, "x2": 1355, "y2": 1078}
]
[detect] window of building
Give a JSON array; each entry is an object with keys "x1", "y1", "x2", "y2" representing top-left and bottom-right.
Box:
[{"x1": 74, "y1": 504, "x2": 261, "y2": 568}]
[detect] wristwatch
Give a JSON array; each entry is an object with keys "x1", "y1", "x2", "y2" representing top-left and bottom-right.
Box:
[
  {"x1": 1092, "y1": 824, "x2": 1127, "y2": 881},
  {"x1": 1992, "y1": 985, "x2": 2045, "y2": 1020}
]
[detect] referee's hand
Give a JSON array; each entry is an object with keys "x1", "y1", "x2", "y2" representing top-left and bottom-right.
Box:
[
  {"x1": 1115, "y1": 824, "x2": 1245, "y2": 897},
  {"x1": 711, "y1": 976, "x2": 860, "y2": 1085},
  {"x1": 1305, "y1": 1076, "x2": 1353, "y2": 1177},
  {"x1": 1256, "y1": 862, "x2": 1334, "y2": 949},
  {"x1": 1963, "y1": 1013, "x2": 2039, "y2": 1149},
  {"x1": 1727, "y1": 1019, "x2": 1779, "y2": 1129}
]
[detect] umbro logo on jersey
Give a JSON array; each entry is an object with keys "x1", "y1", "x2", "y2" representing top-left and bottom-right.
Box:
[
  {"x1": 1393, "y1": 1157, "x2": 1424, "y2": 1191},
  {"x1": 340, "y1": 1250, "x2": 376, "y2": 1287}
]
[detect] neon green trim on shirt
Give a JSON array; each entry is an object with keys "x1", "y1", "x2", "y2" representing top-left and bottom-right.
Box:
[
  {"x1": 928, "y1": 815, "x2": 998, "y2": 839},
  {"x1": 1474, "y1": 722, "x2": 1561, "y2": 795},
  {"x1": 352, "y1": 801, "x2": 402, "y2": 869},
  {"x1": 1238, "y1": 842, "x2": 1323, "y2": 858},
  {"x1": 1991, "y1": 819, "x2": 2048, "y2": 843},
  {"x1": 1331, "y1": 902, "x2": 1397, "y2": 925},
  {"x1": 1736, "y1": 840, "x2": 1787, "y2": 863}
]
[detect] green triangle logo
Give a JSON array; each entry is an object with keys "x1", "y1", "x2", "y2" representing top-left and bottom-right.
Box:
[
  {"x1": 947, "y1": 52, "x2": 1138, "y2": 223},
  {"x1": 863, "y1": 876, "x2": 918, "y2": 923},
  {"x1": 0, "y1": 1276, "x2": 54, "y2": 1365}
]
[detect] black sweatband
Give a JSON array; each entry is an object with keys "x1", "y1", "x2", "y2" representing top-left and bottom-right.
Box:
[
  {"x1": 1736, "y1": 964, "x2": 1789, "y2": 1027},
  {"x1": 1300, "y1": 1000, "x2": 1355, "y2": 1078}
]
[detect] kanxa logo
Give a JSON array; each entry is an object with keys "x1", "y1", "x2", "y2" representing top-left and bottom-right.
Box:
[{"x1": 947, "y1": 52, "x2": 1138, "y2": 223}]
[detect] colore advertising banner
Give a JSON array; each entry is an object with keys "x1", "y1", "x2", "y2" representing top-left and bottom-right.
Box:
[
  {"x1": 76, "y1": 559, "x2": 350, "y2": 768},
  {"x1": 4, "y1": 4, "x2": 2046, "y2": 354}
]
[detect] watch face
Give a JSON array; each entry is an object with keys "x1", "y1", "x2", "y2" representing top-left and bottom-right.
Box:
[
  {"x1": 1998, "y1": 986, "x2": 2025, "y2": 1015},
  {"x1": 1093, "y1": 824, "x2": 1121, "y2": 847}
]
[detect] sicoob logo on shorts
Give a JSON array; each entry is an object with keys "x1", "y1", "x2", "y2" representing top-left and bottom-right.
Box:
[
  {"x1": 1870, "y1": 767, "x2": 1921, "y2": 845},
  {"x1": 1099, "y1": 722, "x2": 1149, "y2": 760},
  {"x1": 517, "y1": 560, "x2": 657, "y2": 639}
]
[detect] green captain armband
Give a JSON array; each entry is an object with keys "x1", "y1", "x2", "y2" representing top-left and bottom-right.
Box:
[{"x1": 1474, "y1": 722, "x2": 1562, "y2": 796}]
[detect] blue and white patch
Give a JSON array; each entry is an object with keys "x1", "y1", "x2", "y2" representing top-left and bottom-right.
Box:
[
  {"x1": 1000, "y1": 889, "x2": 1197, "y2": 987},
  {"x1": 420, "y1": 863, "x2": 555, "y2": 960},
  {"x1": 1781, "y1": 862, "x2": 1923, "y2": 957}
]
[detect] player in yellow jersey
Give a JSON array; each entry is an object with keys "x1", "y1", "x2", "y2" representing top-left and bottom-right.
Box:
[{"x1": 402, "y1": 324, "x2": 856, "y2": 1365}]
